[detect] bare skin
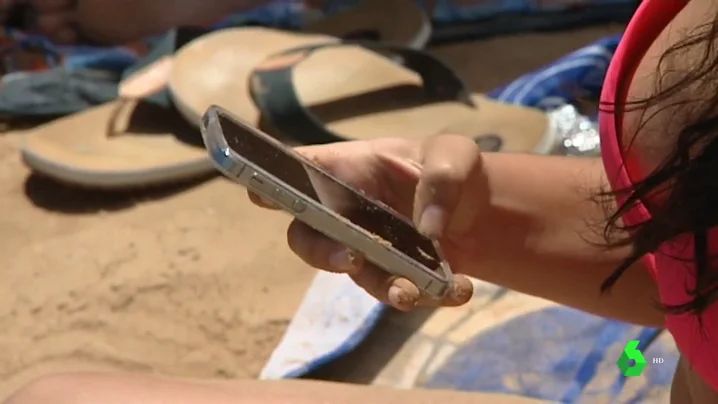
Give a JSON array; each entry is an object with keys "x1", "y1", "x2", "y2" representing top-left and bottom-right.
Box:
[
  {"x1": 0, "y1": 0, "x2": 278, "y2": 44},
  {"x1": 4, "y1": 373, "x2": 548, "y2": 404}
]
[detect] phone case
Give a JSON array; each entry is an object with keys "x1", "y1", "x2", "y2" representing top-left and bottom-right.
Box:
[{"x1": 200, "y1": 105, "x2": 454, "y2": 299}]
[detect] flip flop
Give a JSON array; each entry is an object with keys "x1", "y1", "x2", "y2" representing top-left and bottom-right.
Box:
[
  {"x1": 19, "y1": 2, "x2": 430, "y2": 189},
  {"x1": 19, "y1": 26, "x2": 210, "y2": 188},
  {"x1": 170, "y1": 31, "x2": 556, "y2": 153},
  {"x1": 20, "y1": 56, "x2": 212, "y2": 188}
]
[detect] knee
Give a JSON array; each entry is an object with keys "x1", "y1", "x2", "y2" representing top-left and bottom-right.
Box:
[{"x1": 5, "y1": 373, "x2": 93, "y2": 404}]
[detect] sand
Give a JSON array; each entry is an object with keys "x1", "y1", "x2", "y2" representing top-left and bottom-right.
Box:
[
  {"x1": 0, "y1": 24, "x2": 621, "y2": 401},
  {"x1": 0, "y1": 131, "x2": 315, "y2": 398}
]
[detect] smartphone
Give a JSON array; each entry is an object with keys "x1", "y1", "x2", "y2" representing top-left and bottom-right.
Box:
[{"x1": 200, "y1": 105, "x2": 454, "y2": 299}]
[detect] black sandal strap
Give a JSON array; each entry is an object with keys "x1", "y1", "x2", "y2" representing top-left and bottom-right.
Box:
[{"x1": 249, "y1": 41, "x2": 476, "y2": 145}]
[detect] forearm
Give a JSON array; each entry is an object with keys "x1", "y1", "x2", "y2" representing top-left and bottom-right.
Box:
[{"x1": 464, "y1": 153, "x2": 663, "y2": 327}]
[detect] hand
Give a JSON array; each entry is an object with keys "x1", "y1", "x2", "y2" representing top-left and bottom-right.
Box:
[{"x1": 249, "y1": 135, "x2": 486, "y2": 311}]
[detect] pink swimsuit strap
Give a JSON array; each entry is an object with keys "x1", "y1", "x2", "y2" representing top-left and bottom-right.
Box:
[{"x1": 599, "y1": 0, "x2": 718, "y2": 391}]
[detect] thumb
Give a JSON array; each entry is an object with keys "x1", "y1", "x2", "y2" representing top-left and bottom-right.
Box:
[{"x1": 413, "y1": 134, "x2": 486, "y2": 238}]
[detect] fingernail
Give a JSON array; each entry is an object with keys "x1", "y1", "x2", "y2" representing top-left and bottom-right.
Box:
[
  {"x1": 418, "y1": 204, "x2": 447, "y2": 238},
  {"x1": 450, "y1": 283, "x2": 473, "y2": 304},
  {"x1": 388, "y1": 285, "x2": 411, "y2": 307},
  {"x1": 329, "y1": 249, "x2": 358, "y2": 273}
]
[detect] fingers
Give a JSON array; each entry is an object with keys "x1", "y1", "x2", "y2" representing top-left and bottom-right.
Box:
[
  {"x1": 286, "y1": 220, "x2": 474, "y2": 310},
  {"x1": 383, "y1": 273, "x2": 474, "y2": 310},
  {"x1": 417, "y1": 274, "x2": 474, "y2": 307},
  {"x1": 285, "y1": 220, "x2": 422, "y2": 310},
  {"x1": 286, "y1": 220, "x2": 363, "y2": 274},
  {"x1": 293, "y1": 143, "x2": 349, "y2": 173},
  {"x1": 414, "y1": 134, "x2": 485, "y2": 238},
  {"x1": 247, "y1": 190, "x2": 281, "y2": 210},
  {"x1": 247, "y1": 137, "x2": 479, "y2": 311},
  {"x1": 359, "y1": 275, "x2": 420, "y2": 312},
  {"x1": 245, "y1": 142, "x2": 364, "y2": 211},
  {"x1": 353, "y1": 269, "x2": 474, "y2": 310}
]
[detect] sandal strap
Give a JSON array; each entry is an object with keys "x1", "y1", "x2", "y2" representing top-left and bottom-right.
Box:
[
  {"x1": 106, "y1": 27, "x2": 210, "y2": 141},
  {"x1": 249, "y1": 41, "x2": 476, "y2": 145},
  {"x1": 122, "y1": 26, "x2": 210, "y2": 109}
]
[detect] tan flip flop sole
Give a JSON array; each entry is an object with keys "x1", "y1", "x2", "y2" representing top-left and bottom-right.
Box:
[
  {"x1": 21, "y1": 101, "x2": 211, "y2": 188},
  {"x1": 170, "y1": 29, "x2": 556, "y2": 154},
  {"x1": 19, "y1": 56, "x2": 213, "y2": 188},
  {"x1": 20, "y1": 0, "x2": 431, "y2": 189}
]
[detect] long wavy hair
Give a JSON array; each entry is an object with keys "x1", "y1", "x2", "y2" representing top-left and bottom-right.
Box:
[{"x1": 600, "y1": 16, "x2": 718, "y2": 316}]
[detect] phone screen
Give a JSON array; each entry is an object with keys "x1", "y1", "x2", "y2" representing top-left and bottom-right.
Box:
[{"x1": 216, "y1": 113, "x2": 442, "y2": 271}]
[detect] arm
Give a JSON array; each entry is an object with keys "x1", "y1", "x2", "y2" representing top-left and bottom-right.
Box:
[{"x1": 465, "y1": 153, "x2": 663, "y2": 327}]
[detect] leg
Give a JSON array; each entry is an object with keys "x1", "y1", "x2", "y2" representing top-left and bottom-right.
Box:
[
  {"x1": 15, "y1": 0, "x2": 269, "y2": 45},
  {"x1": 72, "y1": 0, "x2": 267, "y2": 44},
  {"x1": 5, "y1": 372, "x2": 548, "y2": 404}
]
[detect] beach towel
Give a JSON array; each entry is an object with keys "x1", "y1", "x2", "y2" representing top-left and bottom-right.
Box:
[{"x1": 259, "y1": 34, "x2": 681, "y2": 403}]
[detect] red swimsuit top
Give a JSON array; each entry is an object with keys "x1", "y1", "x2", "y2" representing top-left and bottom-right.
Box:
[{"x1": 599, "y1": 0, "x2": 718, "y2": 391}]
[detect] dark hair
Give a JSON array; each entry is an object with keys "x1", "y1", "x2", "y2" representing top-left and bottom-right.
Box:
[{"x1": 600, "y1": 17, "x2": 718, "y2": 316}]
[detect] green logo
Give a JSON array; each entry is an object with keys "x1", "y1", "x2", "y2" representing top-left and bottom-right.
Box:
[{"x1": 617, "y1": 340, "x2": 647, "y2": 377}]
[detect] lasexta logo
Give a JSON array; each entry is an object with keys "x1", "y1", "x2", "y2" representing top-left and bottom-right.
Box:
[{"x1": 616, "y1": 339, "x2": 647, "y2": 377}]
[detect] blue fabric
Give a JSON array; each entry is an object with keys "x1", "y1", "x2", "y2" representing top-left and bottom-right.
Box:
[
  {"x1": 0, "y1": 27, "x2": 142, "y2": 73},
  {"x1": 423, "y1": 308, "x2": 675, "y2": 403},
  {"x1": 490, "y1": 34, "x2": 621, "y2": 113}
]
